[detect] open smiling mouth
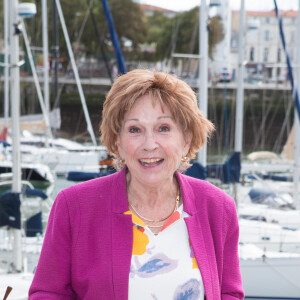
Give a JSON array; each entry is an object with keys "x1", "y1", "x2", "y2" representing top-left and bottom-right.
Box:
[{"x1": 139, "y1": 158, "x2": 164, "y2": 167}]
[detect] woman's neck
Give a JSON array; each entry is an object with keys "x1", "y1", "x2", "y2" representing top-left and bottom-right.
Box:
[{"x1": 126, "y1": 172, "x2": 178, "y2": 209}]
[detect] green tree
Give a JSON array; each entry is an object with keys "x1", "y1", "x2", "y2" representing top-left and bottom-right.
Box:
[
  {"x1": 146, "y1": 11, "x2": 169, "y2": 44},
  {"x1": 18, "y1": 0, "x2": 147, "y2": 61},
  {"x1": 155, "y1": 7, "x2": 223, "y2": 61},
  {"x1": 208, "y1": 15, "x2": 223, "y2": 60}
]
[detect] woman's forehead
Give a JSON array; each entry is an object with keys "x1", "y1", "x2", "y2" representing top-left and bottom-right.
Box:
[{"x1": 123, "y1": 96, "x2": 171, "y2": 119}]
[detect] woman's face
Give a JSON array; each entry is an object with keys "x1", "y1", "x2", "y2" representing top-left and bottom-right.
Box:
[{"x1": 117, "y1": 95, "x2": 191, "y2": 186}]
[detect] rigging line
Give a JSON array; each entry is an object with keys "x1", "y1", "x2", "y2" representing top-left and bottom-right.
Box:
[
  {"x1": 264, "y1": 89, "x2": 282, "y2": 147},
  {"x1": 87, "y1": 0, "x2": 113, "y2": 83},
  {"x1": 253, "y1": 90, "x2": 274, "y2": 150},
  {"x1": 210, "y1": 84, "x2": 221, "y2": 155},
  {"x1": 55, "y1": 0, "x2": 97, "y2": 145},
  {"x1": 186, "y1": 16, "x2": 199, "y2": 75},
  {"x1": 284, "y1": 89, "x2": 292, "y2": 142},
  {"x1": 252, "y1": 90, "x2": 264, "y2": 150},
  {"x1": 272, "y1": 94, "x2": 293, "y2": 153},
  {"x1": 247, "y1": 93, "x2": 259, "y2": 152},
  {"x1": 219, "y1": 93, "x2": 225, "y2": 154},
  {"x1": 272, "y1": 90, "x2": 293, "y2": 153},
  {"x1": 21, "y1": 20, "x2": 53, "y2": 139},
  {"x1": 273, "y1": 0, "x2": 300, "y2": 120},
  {"x1": 167, "y1": 15, "x2": 181, "y2": 66},
  {"x1": 53, "y1": 0, "x2": 93, "y2": 111},
  {"x1": 74, "y1": 0, "x2": 92, "y2": 54},
  {"x1": 230, "y1": 95, "x2": 235, "y2": 152}
]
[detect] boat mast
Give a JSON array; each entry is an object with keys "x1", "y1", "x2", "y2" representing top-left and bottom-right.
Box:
[
  {"x1": 52, "y1": 0, "x2": 59, "y2": 126},
  {"x1": 21, "y1": 20, "x2": 53, "y2": 139},
  {"x1": 294, "y1": 0, "x2": 300, "y2": 209},
  {"x1": 10, "y1": 0, "x2": 22, "y2": 271},
  {"x1": 232, "y1": 0, "x2": 245, "y2": 205},
  {"x1": 100, "y1": 0, "x2": 126, "y2": 74},
  {"x1": 42, "y1": 0, "x2": 50, "y2": 119},
  {"x1": 54, "y1": 0, "x2": 97, "y2": 145},
  {"x1": 234, "y1": 0, "x2": 245, "y2": 156},
  {"x1": 197, "y1": 0, "x2": 208, "y2": 167},
  {"x1": 4, "y1": 0, "x2": 10, "y2": 128}
]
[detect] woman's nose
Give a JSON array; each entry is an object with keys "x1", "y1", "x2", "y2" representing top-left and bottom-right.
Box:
[{"x1": 143, "y1": 132, "x2": 158, "y2": 151}]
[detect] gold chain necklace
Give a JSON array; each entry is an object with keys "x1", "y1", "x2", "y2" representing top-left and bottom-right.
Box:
[{"x1": 129, "y1": 189, "x2": 180, "y2": 224}]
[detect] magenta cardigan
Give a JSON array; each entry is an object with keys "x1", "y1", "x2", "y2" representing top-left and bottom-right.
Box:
[{"x1": 29, "y1": 168, "x2": 244, "y2": 299}]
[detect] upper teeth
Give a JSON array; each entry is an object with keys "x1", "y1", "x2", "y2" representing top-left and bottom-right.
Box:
[{"x1": 140, "y1": 158, "x2": 161, "y2": 163}]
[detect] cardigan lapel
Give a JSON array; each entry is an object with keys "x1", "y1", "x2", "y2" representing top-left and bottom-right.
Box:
[
  {"x1": 176, "y1": 173, "x2": 215, "y2": 300},
  {"x1": 111, "y1": 168, "x2": 133, "y2": 300}
]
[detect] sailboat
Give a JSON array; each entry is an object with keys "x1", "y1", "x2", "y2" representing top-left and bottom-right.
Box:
[
  {"x1": 0, "y1": 0, "x2": 108, "y2": 177},
  {"x1": 235, "y1": 1, "x2": 300, "y2": 297},
  {"x1": 0, "y1": 2, "x2": 53, "y2": 298}
]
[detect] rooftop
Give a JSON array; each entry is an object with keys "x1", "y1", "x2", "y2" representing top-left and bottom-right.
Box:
[
  {"x1": 140, "y1": 4, "x2": 175, "y2": 13},
  {"x1": 245, "y1": 9, "x2": 297, "y2": 18}
]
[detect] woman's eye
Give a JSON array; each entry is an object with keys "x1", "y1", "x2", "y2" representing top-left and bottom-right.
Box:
[
  {"x1": 159, "y1": 125, "x2": 170, "y2": 132},
  {"x1": 129, "y1": 127, "x2": 140, "y2": 133}
]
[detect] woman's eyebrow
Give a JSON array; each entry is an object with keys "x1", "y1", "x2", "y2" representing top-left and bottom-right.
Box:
[
  {"x1": 158, "y1": 116, "x2": 173, "y2": 120},
  {"x1": 124, "y1": 118, "x2": 139, "y2": 123},
  {"x1": 124, "y1": 116, "x2": 173, "y2": 124}
]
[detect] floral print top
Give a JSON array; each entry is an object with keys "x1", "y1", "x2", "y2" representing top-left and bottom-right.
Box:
[{"x1": 125, "y1": 205, "x2": 204, "y2": 300}]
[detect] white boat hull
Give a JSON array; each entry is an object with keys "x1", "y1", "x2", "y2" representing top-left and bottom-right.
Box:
[{"x1": 241, "y1": 257, "x2": 300, "y2": 299}]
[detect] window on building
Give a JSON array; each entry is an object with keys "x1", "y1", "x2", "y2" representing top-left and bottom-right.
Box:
[
  {"x1": 250, "y1": 47, "x2": 255, "y2": 62},
  {"x1": 266, "y1": 17, "x2": 270, "y2": 23},
  {"x1": 264, "y1": 30, "x2": 271, "y2": 41},
  {"x1": 277, "y1": 48, "x2": 281, "y2": 62},
  {"x1": 263, "y1": 48, "x2": 269, "y2": 62}
]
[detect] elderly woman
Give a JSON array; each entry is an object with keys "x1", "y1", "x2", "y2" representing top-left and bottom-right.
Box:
[{"x1": 29, "y1": 70, "x2": 244, "y2": 299}]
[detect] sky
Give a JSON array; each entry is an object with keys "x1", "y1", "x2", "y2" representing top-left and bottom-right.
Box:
[{"x1": 139, "y1": 0, "x2": 298, "y2": 12}]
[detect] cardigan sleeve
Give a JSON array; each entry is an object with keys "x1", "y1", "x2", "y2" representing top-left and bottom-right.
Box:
[
  {"x1": 221, "y1": 197, "x2": 245, "y2": 300},
  {"x1": 28, "y1": 191, "x2": 76, "y2": 299}
]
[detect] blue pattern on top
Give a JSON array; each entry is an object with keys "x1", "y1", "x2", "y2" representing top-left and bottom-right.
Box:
[
  {"x1": 174, "y1": 279, "x2": 201, "y2": 300},
  {"x1": 138, "y1": 258, "x2": 170, "y2": 274}
]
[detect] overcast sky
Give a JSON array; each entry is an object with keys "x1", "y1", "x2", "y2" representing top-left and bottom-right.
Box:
[{"x1": 139, "y1": 0, "x2": 298, "y2": 12}]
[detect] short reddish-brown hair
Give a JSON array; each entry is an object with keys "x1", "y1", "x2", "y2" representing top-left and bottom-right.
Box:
[{"x1": 100, "y1": 69, "x2": 214, "y2": 169}]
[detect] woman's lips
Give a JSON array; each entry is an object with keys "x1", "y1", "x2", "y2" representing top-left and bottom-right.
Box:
[{"x1": 139, "y1": 158, "x2": 164, "y2": 167}]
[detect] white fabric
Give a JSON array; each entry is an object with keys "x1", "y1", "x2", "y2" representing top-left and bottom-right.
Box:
[{"x1": 128, "y1": 205, "x2": 205, "y2": 300}]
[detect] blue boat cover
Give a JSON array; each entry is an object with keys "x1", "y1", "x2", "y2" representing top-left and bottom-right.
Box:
[
  {"x1": 25, "y1": 212, "x2": 43, "y2": 237},
  {"x1": 185, "y1": 152, "x2": 241, "y2": 183},
  {"x1": 0, "y1": 191, "x2": 21, "y2": 229},
  {"x1": 67, "y1": 170, "x2": 115, "y2": 182},
  {"x1": 24, "y1": 187, "x2": 48, "y2": 199},
  {"x1": 248, "y1": 187, "x2": 275, "y2": 203},
  {"x1": 206, "y1": 152, "x2": 241, "y2": 183},
  {"x1": 184, "y1": 162, "x2": 206, "y2": 179}
]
